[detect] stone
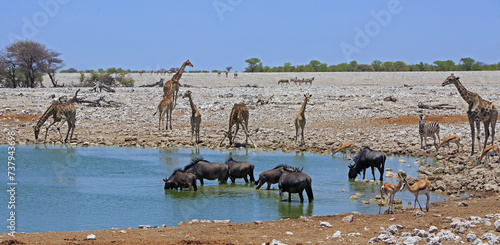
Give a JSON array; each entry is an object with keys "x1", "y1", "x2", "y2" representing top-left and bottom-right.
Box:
[
  {"x1": 495, "y1": 219, "x2": 500, "y2": 232},
  {"x1": 86, "y1": 234, "x2": 96, "y2": 240},
  {"x1": 428, "y1": 226, "x2": 438, "y2": 233},
  {"x1": 386, "y1": 225, "x2": 399, "y2": 235},
  {"x1": 332, "y1": 231, "x2": 342, "y2": 238},
  {"x1": 320, "y1": 221, "x2": 333, "y2": 227},
  {"x1": 414, "y1": 210, "x2": 424, "y2": 217},
  {"x1": 402, "y1": 236, "x2": 421, "y2": 245},
  {"x1": 466, "y1": 233, "x2": 477, "y2": 242},
  {"x1": 342, "y1": 215, "x2": 354, "y2": 223},
  {"x1": 285, "y1": 231, "x2": 293, "y2": 235}
]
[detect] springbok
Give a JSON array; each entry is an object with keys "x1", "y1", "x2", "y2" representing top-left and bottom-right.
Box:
[
  {"x1": 477, "y1": 145, "x2": 499, "y2": 164},
  {"x1": 333, "y1": 142, "x2": 354, "y2": 158},
  {"x1": 401, "y1": 177, "x2": 431, "y2": 212},
  {"x1": 379, "y1": 172, "x2": 405, "y2": 214},
  {"x1": 436, "y1": 135, "x2": 461, "y2": 153}
]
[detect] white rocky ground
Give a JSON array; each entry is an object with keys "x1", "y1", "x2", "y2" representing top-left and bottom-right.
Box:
[{"x1": 1, "y1": 71, "x2": 500, "y2": 194}]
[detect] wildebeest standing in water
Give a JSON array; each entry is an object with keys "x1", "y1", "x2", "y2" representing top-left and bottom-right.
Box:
[
  {"x1": 163, "y1": 168, "x2": 198, "y2": 191},
  {"x1": 278, "y1": 167, "x2": 314, "y2": 203},
  {"x1": 255, "y1": 164, "x2": 289, "y2": 190},
  {"x1": 348, "y1": 146, "x2": 386, "y2": 182},
  {"x1": 184, "y1": 158, "x2": 229, "y2": 185},
  {"x1": 225, "y1": 157, "x2": 255, "y2": 183}
]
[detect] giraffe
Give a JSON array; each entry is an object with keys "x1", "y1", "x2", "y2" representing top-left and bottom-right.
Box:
[
  {"x1": 155, "y1": 84, "x2": 174, "y2": 131},
  {"x1": 34, "y1": 89, "x2": 79, "y2": 143},
  {"x1": 163, "y1": 60, "x2": 194, "y2": 106},
  {"x1": 182, "y1": 90, "x2": 201, "y2": 144},
  {"x1": 295, "y1": 93, "x2": 312, "y2": 146},
  {"x1": 219, "y1": 103, "x2": 257, "y2": 147},
  {"x1": 442, "y1": 74, "x2": 498, "y2": 155}
]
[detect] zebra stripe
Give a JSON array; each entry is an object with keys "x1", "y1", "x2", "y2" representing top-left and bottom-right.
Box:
[{"x1": 418, "y1": 115, "x2": 440, "y2": 148}]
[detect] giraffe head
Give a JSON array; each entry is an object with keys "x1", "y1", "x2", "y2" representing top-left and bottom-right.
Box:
[
  {"x1": 185, "y1": 60, "x2": 194, "y2": 67},
  {"x1": 304, "y1": 93, "x2": 312, "y2": 102},
  {"x1": 441, "y1": 73, "x2": 460, "y2": 87},
  {"x1": 33, "y1": 125, "x2": 40, "y2": 141},
  {"x1": 182, "y1": 90, "x2": 192, "y2": 99}
]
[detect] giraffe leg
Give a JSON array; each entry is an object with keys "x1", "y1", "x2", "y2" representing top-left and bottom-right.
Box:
[
  {"x1": 190, "y1": 117, "x2": 194, "y2": 144},
  {"x1": 64, "y1": 120, "x2": 72, "y2": 143},
  {"x1": 56, "y1": 119, "x2": 66, "y2": 142},
  {"x1": 468, "y1": 113, "x2": 475, "y2": 155},
  {"x1": 295, "y1": 123, "x2": 299, "y2": 145},
  {"x1": 483, "y1": 121, "x2": 490, "y2": 151},
  {"x1": 240, "y1": 122, "x2": 257, "y2": 148},
  {"x1": 475, "y1": 119, "x2": 481, "y2": 154},
  {"x1": 300, "y1": 125, "x2": 305, "y2": 146},
  {"x1": 491, "y1": 111, "x2": 497, "y2": 145},
  {"x1": 44, "y1": 120, "x2": 59, "y2": 143}
]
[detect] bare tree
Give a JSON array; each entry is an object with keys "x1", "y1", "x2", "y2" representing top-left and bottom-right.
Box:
[
  {"x1": 42, "y1": 50, "x2": 64, "y2": 87},
  {"x1": 226, "y1": 66, "x2": 232, "y2": 73},
  {"x1": 6, "y1": 40, "x2": 50, "y2": 88}
]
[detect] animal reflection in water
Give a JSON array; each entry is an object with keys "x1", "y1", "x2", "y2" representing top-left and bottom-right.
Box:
[
  {"x1": 278, "y1": 167, "x2": 314, "y2": 203},
  {"x1": 163, "y1": 168, "x2": 197, "y2": 191},
  {"x1": 348, "y1": 146, "x2": 386, "y2": 182},
  {"x1": 183, "y1": 158, "x2": 229, "y2": 185}
]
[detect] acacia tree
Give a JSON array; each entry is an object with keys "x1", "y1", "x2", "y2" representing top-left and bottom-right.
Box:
[
  {"x1": 5, "y1": 40, "x2": 63, "y2": 88},
  {"x1": 42, "y1": 50, "x2": 64, "y2": 87},
  {"x1": 226, "y1": 66, "x2": 232, "y2": 73},
  {"x1": 244, "y1": 58, "x2": 263, "y2": 72}
]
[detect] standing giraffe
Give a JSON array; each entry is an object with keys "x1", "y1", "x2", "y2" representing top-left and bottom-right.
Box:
[
  {"x1": 163, "y1": 60, "x2": 194, "y2": 106},
  {"x1": 219, "y1": 103, "x2": 257, "y2": 147},
  {"x1": 155, "y1": 85, "x2": 174, "y2": 131},
  {"x1": 295, "y1": 93, "x2": 312, "y2": 146},
  {"x1": 442, "y1": 74, "x2": 498, "y2": 155},
  {"x1": 182, "y1": 90, "x2": 202, "y2": 144},
  {"x1": 34, "y1": 89, "x2": 79, "y2": 143}
]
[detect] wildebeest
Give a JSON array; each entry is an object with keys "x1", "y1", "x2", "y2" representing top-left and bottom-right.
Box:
[
  {"x1": 255, "y1": 164, "x2": 289, "y2": 190},
  {"x1": 225, "y1": 157, "x2": 255, "y2": 183},
  {"x1": 184, "y1": 158, "x2": 229, "y2": 185},
  {"x1": 278, "y1": 167, "x2": 313, "y2": 203},
  {"x1": 348, "y1": 146, "x2": 386, "y2": 182},
  {"x1": 163, "y1": 168, "x2": 197, "y2": 191}
]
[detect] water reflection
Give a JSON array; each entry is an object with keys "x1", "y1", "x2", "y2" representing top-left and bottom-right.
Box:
[
  {"x1": 278, "y1": 202, "x2": 314, "y2": 219},
  {"x1": 1, "y1": 145, "x2": 454, "y2": 233}
]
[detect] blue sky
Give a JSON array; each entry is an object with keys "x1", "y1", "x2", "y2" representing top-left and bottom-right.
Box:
[{"x1": 1, "y1": 1, "x2": 499, "y2": 72}]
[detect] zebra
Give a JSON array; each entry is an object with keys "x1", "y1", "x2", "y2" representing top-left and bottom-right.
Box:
[{"x1": 418, "y1": 115, "x2": 440, "y2": 149}]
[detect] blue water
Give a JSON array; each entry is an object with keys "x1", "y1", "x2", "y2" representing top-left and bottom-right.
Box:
[{"x1": 0, "y1": 145, "x2": 448, "y2": 233}]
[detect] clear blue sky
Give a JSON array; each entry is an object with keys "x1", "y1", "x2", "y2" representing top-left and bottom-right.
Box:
[{"x1": 1, "y1": 1, "x2": 499, "y2": 72}]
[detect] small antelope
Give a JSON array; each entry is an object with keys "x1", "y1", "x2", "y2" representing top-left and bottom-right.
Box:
[
  {"x1": 436, "y1": 135, "x2": 461, "y2": 153},
  {"x1": 278, "y1": 79, "x2": 289, "y2": 85},
  {"x1": 401, "y1": 177, "x2": 431, "y2": 212},
  {"x1": 379, "y1": 172, "x2": 405, "y2": 214},
  {"x1": 333, "y1": 142, "x2": 354, "y2": 158},
  {"x1": 477, "y1": 145, "x2": 499, "y2": 164}
]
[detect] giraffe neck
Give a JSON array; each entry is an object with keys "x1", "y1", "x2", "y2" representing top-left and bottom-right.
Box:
[
  {"x1": 453, "y1": 80, "x2": 475, "y2": 105},
  {"x1": 300, "y1": 97, "x2": 308, "y2": 115},
  {"x1": 35, "y1": 103, "x2": 57, "y2": 131},
  {"x1": 187, "y1": 95, "x2": 198, "y2": 115},
  {"x1": 172, "y1": 61, "x2": 189, "y2": 82}
]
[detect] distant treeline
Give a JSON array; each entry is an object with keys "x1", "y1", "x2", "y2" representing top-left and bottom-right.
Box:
[
  {"x1": 243, "y1": 57, "x2": 500, "y2": 72},
  {"x1": 59, "y1": 57, "x2": 500, "y2": 75}
]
